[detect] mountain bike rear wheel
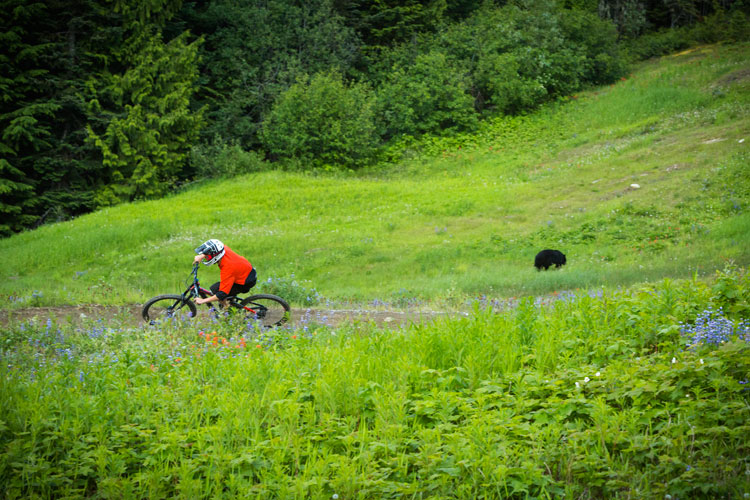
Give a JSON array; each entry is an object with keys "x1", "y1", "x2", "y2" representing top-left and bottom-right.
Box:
[
  {"x1": 238, "y1": 294, "x2": 291, "y2": 327},
  {"x1": 142, "y1": 294, "x2": 197, "y2": 323}
]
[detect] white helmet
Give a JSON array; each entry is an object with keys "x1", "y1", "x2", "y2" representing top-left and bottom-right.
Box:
[{"x1": 195, "y1": 239, "x2": 225, "y2": 265}]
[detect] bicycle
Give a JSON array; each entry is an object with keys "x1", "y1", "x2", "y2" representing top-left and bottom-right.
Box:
[{"x1": 142, "y1": 264, "x2": 291, "y2": 328}]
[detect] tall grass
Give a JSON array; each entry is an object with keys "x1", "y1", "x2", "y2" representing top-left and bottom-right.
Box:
[
  {"x1": 1, "y1": 267, "x2": 749, "y2": 498},
  {"x1": 1, "y1": 43, "x2": 749, "y2": 308}
]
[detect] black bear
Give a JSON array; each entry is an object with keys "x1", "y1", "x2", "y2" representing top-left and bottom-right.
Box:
[{"x1": 534, "y1": 249, "x2": 566, "y2": 270}]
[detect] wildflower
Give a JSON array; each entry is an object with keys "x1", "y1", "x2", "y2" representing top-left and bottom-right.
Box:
[
  {"x1": 672, "y1": 357, "x2": 677, "y2": 364},
  {"x1": 332, "y1": 495, "x2": 339, "y2": 500},
  {"x1": 682, "y1": 308, "x2": 740, "y2": 349},
  {"x1": 584, "y1": 377, "x2": 590, "y2": 383},
  {"x1": 699, "y1": 359, "x2": 704, "y2": 364},
  {"x1": 595, "y1": 372, "x2": 601, "y2": 377},
  {"x1": 575, "y1": 382, "x2": 580, "y2": 388}
]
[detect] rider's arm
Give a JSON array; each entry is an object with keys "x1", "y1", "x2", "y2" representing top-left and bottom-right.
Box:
[
  {"x1": 193, "y1": 253, "x2": 215, "y2": 304},
  {"x1": 196, "y1": 294, "x2": 220, "y2": 305}
]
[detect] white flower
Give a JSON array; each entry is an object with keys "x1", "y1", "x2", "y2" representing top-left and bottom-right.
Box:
[
  {"x1": 584, "y1": 377, "x2": 590, "y2": 383},
  {"x1": 332, "y1": 495, "x2": 339, "y2": 500},
  {"x1": 699, "y1": 359, "x2": 704, "y2": 364},
  {"x1": 672, "y1": 357, "x2": 677, "y2": 364},
  {"x1": 595, "y1": 372, "x2": 601, "y2": 377},
  {"x1": 575, "y1": 382, "x2": 580, "y2": 388}
]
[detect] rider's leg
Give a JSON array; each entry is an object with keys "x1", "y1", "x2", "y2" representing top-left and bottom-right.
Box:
[{"x1": 209, "y1": 282, "x2": 230, "y2": 308}]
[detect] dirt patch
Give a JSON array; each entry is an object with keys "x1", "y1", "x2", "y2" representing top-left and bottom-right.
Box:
[
  {"x1": 716, "y1": 68, "x2": 750, "y2": 86},
  {"x1": 0, "y1": 305, "x2": 143, "y2": 326},
  {"x1": 0, "y1": 305, "x2": 462, "y2": 329}
]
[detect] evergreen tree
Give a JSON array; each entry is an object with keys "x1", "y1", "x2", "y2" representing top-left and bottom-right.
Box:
[
  {"x1": 177, "y1": 0, "x2": 359, "y2": 149},
  {"x1": 0, "y1": 1, "x2": 61, "y2": 233},
  {"x1": 85, "y1": 1, "x2": 204, "y2": 206}
]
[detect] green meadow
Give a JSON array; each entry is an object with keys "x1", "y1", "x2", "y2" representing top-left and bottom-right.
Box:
[
  {"x1": 2, "y1": 43, "x2": 749, "y2": 308},
  {"x1": 1, "y1": 43, "x2": 750, "y2": 499}
]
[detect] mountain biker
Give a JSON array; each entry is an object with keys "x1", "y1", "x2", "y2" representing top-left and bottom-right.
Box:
[{"x1": 192, "y1": 239, "x2": 256, "y2": 306}]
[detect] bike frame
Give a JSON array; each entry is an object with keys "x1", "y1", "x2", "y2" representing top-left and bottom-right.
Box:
[{"x1": 184, "y1": 264, "x2": 260, "y2": 315}]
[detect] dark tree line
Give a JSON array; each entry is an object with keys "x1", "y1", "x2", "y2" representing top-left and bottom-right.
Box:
[{"x1": 1, "y1": 0, "x2": 748, "y2": 236}]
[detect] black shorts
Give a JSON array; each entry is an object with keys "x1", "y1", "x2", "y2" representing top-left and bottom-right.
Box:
[{"x1": 210, "y1": 268, "x2": 257, "y2": 300}]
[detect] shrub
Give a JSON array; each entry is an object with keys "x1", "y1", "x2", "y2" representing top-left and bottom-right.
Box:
[
  {"x1": 624, "y1": 27, "x2": 695, "y2": 61},
  {"x1": 189, "y1": 136, "x2": 268, "y2": 179},
  {"x1": 374, "y1": 50, "x2": 478, "y2": 140},
  {"x1": 261, "y1": 71, "x2": 378, "y2": 169},
  {"x1": 558, "y1": 8, "x2": 626, "y2": 85},
  {"x1": 474, "y1": 52, "x2": 548, "y2": 114},
  {"x1": 434, "y1": 1, "x2": 623, "y2": 115}
]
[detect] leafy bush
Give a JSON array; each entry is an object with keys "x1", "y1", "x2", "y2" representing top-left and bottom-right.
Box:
[
  {"x1": 623, "y1": 26, "x2": 695, "y2": 61},
  {"x1": 624, "y1": 10, "x2": 750, "y2": 62},
  {"x1": 694, "y1": 9, "x2": 750, "y2": 43},
  {"x1": 375, "y1": 50, "x2": 477, "y2": 139},
  {"x1": 710, "y1": 264, "x2": 750, "y2": 317},
  {"x1": 558, "y1": 7, "x2": 626, "y2": 85},
  {"x1": 473, "y1": 52, "x2": 548, "y2": 114},
  {"x1": 433, "y1": 1, "x2": 623, "y2": 115},
  {"x1": 188, "y1": 136, "x2": 268, "y2": 179},
  {"x1": 261, "y1": 71, "x2": 378, "y2": 169}
]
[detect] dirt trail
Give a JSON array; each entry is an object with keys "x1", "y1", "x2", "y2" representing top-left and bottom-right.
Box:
[{"x1": 0, "y1": 304, "x2": 468, "y2": 328}]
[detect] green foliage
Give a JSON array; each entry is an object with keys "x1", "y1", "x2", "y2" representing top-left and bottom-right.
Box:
[
  {"x1": 375, "y1": 50, "x2": 477, "y2": 138},
  {"x1": 598, "y1": 0, "x2": 648, "y2": 37},
  {"x1": 432, "y1": 1, "x2": 624, "y2": 116},
  {"x1": 559, "y1": 7, "x2": 627, "y2": 84},
  {"x1": 710, "y1": 264, "x2": 750, "y2": 317},
  {"x1": 348, "y1": 0, "x2": 449, "y2": 49},
  {"x1": 0, "y1": 0, "x2": 202, "y2": 232},
  {"x1": 180, "y1": 0, "x2": 360, "y2": 149},
  {"x1": 188, "y1": 137, "x2": 268, "y2": 179},
  {"x1": 261, "y1": 71, "x2": 378, "y2": 168},
  {"x1": 3, "y1": 0, "x2": 750, "y2": 236},
  {"x1": 0, "y1": 159, "x2": 36, "y2": 236},
  {"x1": 0, "y1": 1, "x2": 70, "y2": 232},
  {"x1": 1, "y1": 271, "x2": 749, "y2": 497},
  {"x1": 624, "y1": 7, "x2": 750, "y2": 61},
  {"x1": 86, "y1": 25, "x2": 204, "y2": 206}
]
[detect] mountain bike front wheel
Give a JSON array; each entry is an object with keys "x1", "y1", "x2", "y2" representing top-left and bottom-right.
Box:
[
  {"x1": 238, "y1": 294, "x2": 291, "y2": 327},
  {"x1": 142, "y1": 294, "x2": 197, "y2": 323}
]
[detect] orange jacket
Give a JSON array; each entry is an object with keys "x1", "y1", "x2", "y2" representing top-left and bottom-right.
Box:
[{"x1": 218, "y1": 246, "x2": 253, "y2": 295}]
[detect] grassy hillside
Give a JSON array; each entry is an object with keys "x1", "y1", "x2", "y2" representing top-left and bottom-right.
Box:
[{"x1": 2, "y1": 43, "x2": 749, "y2": 308}]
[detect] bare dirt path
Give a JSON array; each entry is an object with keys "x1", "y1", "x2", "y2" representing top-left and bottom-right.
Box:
[{"x1": 0, "y1": 304, "x2": 469, "y2": 328}]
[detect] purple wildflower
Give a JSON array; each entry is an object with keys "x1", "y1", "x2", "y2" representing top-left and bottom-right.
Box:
[{"x1": 682, "y1": 307, "x2": 748, "y2": 349}]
